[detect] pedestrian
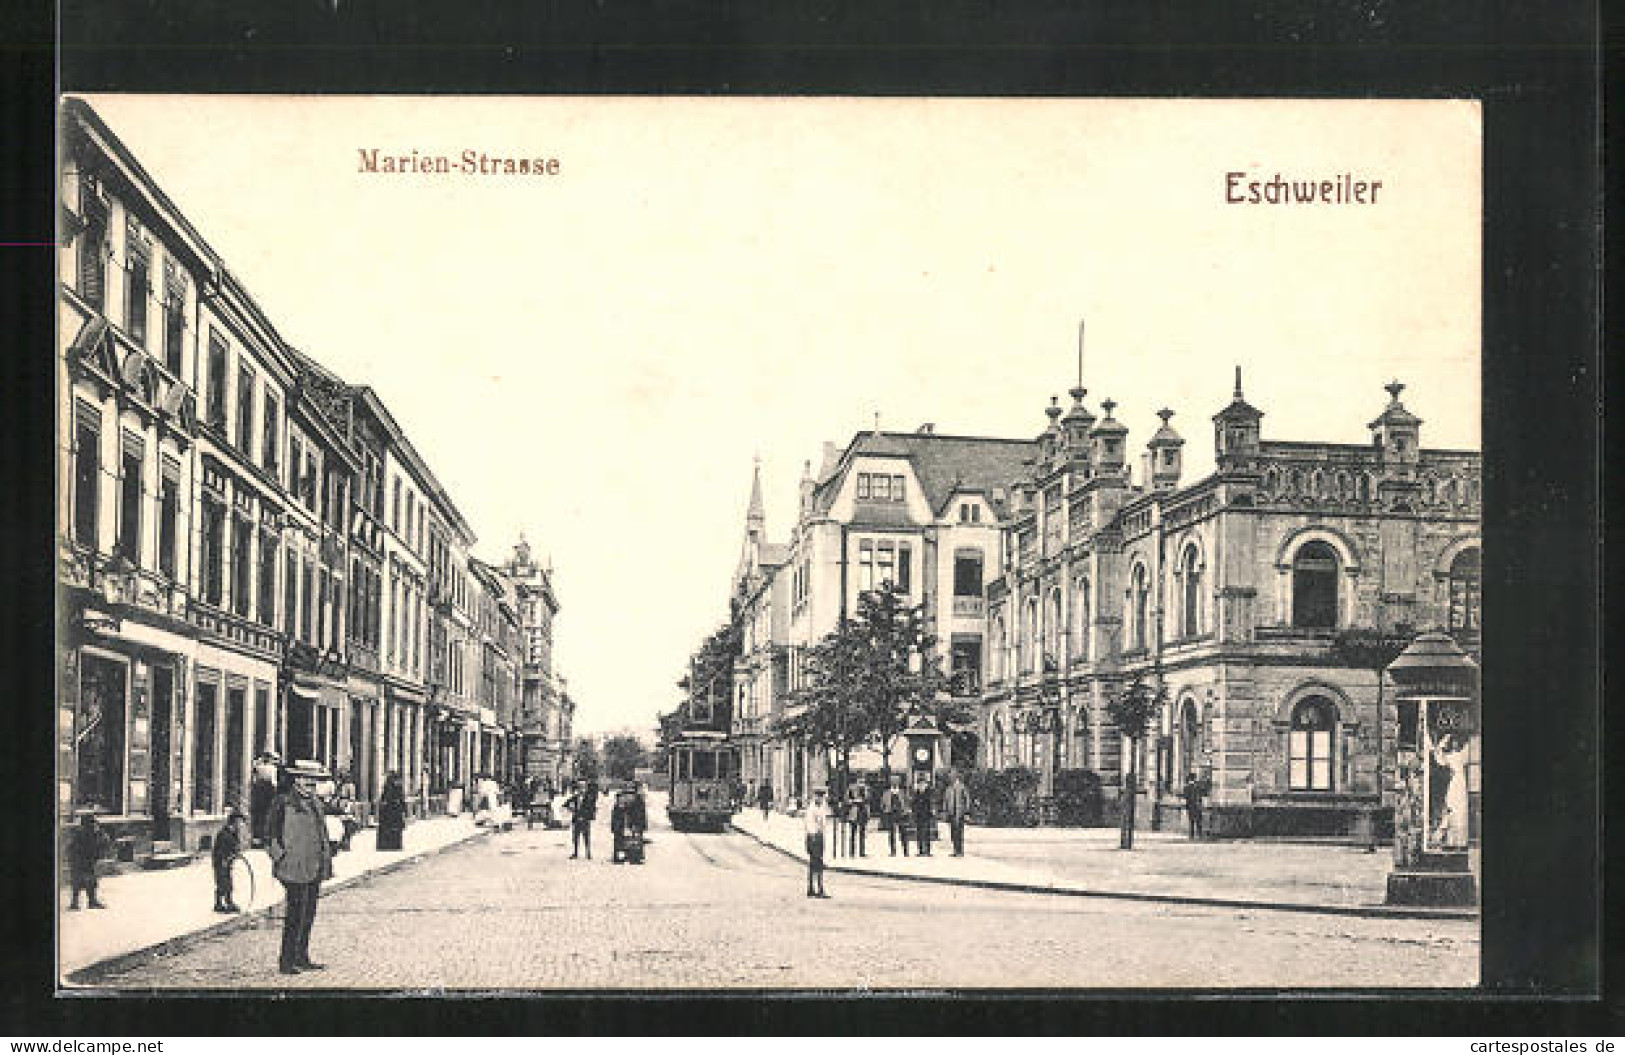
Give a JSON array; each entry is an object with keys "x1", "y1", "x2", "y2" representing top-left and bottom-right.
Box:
[
  {"x1": 757, "y1": 779, "x2": 774, "y2": 821},
  {"x1": 943, "y1": 770, "x2": 972, "y2": 857},
  {"x1": 911, "y1": 774, "x2": 936, "y2": 857},
  {"x1": 249, "y1": 752, "x2": 280, "y2": 847},
  {"x1": 880, "y1": 773, "x2": 910, "y2": 857},
  {"x1": 211, "y1": 806, "x2": 247, "y2": 912},
  {"x1": 845, "y1": 777, "x2": 870, "y2": 857},
  {"x1": 1184, "y1": 770, "x2": 1209, "y2": 840},
  {"x1": 564, "y1": 777, "x2": 598, "y2": 859},
  {"x1": 267, "y1": 759, "x2": 335, "y2": 975},
  {"x1": 376, "y1": 771, "x2": 407, "y2": 851},
  {"x1": 803, "y1": 786, "x2": 831, "y2": 899},
  {"x1": 828, "y1": 781, "x2": 847, "y2": 859},
  {"x1": 65, "y1": 809, "x2": 109, "y2": 910}
]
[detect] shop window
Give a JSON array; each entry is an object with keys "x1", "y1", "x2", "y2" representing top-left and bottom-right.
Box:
[
  {"x1": 76, "y1": 653, "x2": 127, "y2": 814},
  {"x1": 1287, "y1": 696, "x2": 1337, "y2": 792},
  {"x1": 1448, "y1": 547, "x2": 1481, "y2": 633},
  {"x1": 225, "y1": 685, "x2": 246, "y2": 809},
  {"x1": 116, "y1": 432, "x2": 144, "y2": 565},
  {"x1": 1291, "y1": 541, "x2": 1340, "y2": 629},
  {"x1": 72, "y1": 401, "x2": 101, "y2": 548},
  {"x1": 193, "y1": 679, "x2": 218, "y2": 813}
]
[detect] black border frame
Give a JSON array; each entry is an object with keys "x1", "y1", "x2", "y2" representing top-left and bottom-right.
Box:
[{"x1": 2, "y1": 0, "x2": 1610, "y2": 1036}]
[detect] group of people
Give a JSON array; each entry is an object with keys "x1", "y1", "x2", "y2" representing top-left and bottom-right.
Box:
[
  {"x1": 794, "y1": 770, "x2": 976, "y2": 899},
  {"x1": 561, "y1": 777, "x2": 649, "y2": 865}
]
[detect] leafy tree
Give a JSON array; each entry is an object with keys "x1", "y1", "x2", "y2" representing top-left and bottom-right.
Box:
[
  {"x1": 855, "y1": 582, "x2": 950, "y2": 779},
  {"x1": 602, "y1": 735, "x2": 649, "y2": 781},
  {"x1": 677, "y1": 620, "x2": 744, "y2": 733},
  {"x1": 572, "y1": 737, "x2": 601, "y2": 781},
  {"x1": 782, "y1": 618, "x2": 870, "y2": 800},
  {"x1": 1105, "y1": 673, "x2": 1164, "y2": 850}
]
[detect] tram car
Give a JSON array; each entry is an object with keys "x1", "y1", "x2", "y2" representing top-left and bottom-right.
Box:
[{"x1": 666, "y1": 731, "x2": 740, "y2": 832}]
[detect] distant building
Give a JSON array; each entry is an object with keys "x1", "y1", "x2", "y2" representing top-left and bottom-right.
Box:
[{"x1": 501, "y1": 539, "x2": 567, "y2": 786}]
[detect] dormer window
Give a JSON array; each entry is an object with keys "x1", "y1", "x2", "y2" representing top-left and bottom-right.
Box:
[{"x1": 856, "y1": 471, "x2": 906, "y2": 502}]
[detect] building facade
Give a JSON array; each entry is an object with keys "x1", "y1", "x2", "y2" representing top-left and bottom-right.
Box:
[
  {"x1": 56, "y1": 99, "x2": 565, "y2": 855},
  {"x1": 501, "y1": 539, "x2": 567, "y2": 788},
  {"x1": 982, "y1": 372, "x2": 1482, "y2": 836}
]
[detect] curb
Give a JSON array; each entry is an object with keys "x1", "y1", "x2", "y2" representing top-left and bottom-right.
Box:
[
  {"x1": 64, "y1": 826, "x2": 494, "y2": 986},
  {"x1": 726, "y1": 823, "x2": 1477, "y2": 923}
]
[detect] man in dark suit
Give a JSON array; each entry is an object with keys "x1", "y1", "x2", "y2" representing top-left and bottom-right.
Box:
[
  {"x1": 564, "y1": 778, "x2": 599, "y2": 859},
  {"x1": 910, "y1": 774, "x2": 936, "y2": 857},
  {"x1": 268, "y1": 760, "x2": 334, "y2": 975}
]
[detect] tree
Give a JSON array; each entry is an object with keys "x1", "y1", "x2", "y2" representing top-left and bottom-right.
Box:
[
  {"x1": 572, "y1": 737, "x2": 601, "y2": 781},
  {"x1": 1105, "y1": 673, "x2": 1164, "y2": 850},
  {"x1": 677, "y1": 619, "x2": 744, "y2": 733},
  {"x1": 602, "y1": 735, "x2": 649, "y2": 781},
  {"x1": 854, "y1": 583, "x2": 950, "y2": 779},
  {"x1": 783, "y1": 617, "x2": 870, "y2": 800}
]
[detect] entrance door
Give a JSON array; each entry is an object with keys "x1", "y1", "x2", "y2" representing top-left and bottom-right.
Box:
[
  {"x1": 150, "y1": 666, "x2": 173, "y2": 840},
  {"x1": 77, "y1": 653, "x2": 128, "y2": 814},
  {"x1": 286, "y1": 690, "x2": 314, "y2": 761}
]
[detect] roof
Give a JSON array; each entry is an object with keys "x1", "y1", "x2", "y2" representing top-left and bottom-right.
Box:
[{"x1": 815, "y1": 431, "x2": 1040, "y2": 517}]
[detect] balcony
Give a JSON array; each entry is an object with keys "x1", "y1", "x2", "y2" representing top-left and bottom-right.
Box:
[{"x1": 951, "y1": 595, "x2": 985, "y2": 618}]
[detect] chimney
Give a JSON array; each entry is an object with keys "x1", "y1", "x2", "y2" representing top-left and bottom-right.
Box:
[{"x1": 817, "y1": 441, "x2": 840, "y2": 481}]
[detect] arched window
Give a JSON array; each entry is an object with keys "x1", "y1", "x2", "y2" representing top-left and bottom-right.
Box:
[
  {"x1": 990, "y1": 714, "x2": 1006, "y2": 768},
  {"x1": 1292, "y1": 541, "x2": 1339, "y2": 629},
  {"x1": 990, "y1": 613, "x2": 1006, "y2": 681},
  {"x1": 1177, "y1": 697, "x2": 1202, "y2": 790},
  {"x1": 1448, "y1": 547, "x2": 1481, "y2": 632},
  {"x1": 1179, "y1": 546, "x2": 1202, "y2": 638},
  {"x1": 1072, "y1": 577, "x2": 1090, "y2": 661},
  {"x1": 1131, "y1": 564, "x2": 1149, "y2": 649},
  {"x1": 1288, "y1": 696, "x2": 1337, "y2": 791}
]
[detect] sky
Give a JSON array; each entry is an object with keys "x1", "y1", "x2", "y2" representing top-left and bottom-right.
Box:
[{"x1": 77, "y1": 96, "x2": 1481, "y2": 736}]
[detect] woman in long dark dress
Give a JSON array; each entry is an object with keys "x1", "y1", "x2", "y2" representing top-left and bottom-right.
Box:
[{"x1": 376, "y1": 772, "x2": 407, "y2": 852}]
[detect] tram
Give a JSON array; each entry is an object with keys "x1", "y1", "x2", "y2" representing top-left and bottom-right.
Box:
[{"x1": 666, "y1": 730, "x2": 739, "y2": 832}]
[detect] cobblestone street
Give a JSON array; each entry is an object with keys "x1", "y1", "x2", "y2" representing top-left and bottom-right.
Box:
[{"x1": 79, "y1": 804, "x2": 1478, "y2": 991}]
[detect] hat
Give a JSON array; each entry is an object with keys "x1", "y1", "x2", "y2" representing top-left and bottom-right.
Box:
[{"x1": 285, "y1": 759, "x2": 329, "y2": 780}]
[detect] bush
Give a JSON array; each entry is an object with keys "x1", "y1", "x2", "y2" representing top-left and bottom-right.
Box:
[
  {"x1": 967, "y1": 766, "x2": 1041, "y2": 826},
  {"x1": 1053, "y1": 768, "x2": 1105, "y2": 826}
]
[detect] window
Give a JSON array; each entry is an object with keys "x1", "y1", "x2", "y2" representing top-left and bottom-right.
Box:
[
  {"x1": 158, "y1": 460, "x2": 179, "y2": 578},
  {"x1": 1292, "y1": 541, "x2": 1340, "y2": 629},
  {"x1": 116, "y1": 432, "x2": 143, "y2": 564},
  {"x1": 288, "y1": 435, "x2": 303, "y2": 497},
  {"x1": 1046, "y1": 589, "x2": 1062, "y2": 667},
  {"x1": 236, "y1": 365, "x2": 255, "y2": 454},
  {"x1": 1179, "y1": 546, "x2": 1202, "y2": 638},
  {"x1": 316, "y1": 567, "x2": 329, "y2": 650},
  {"x1": 283, "y1": 550, "x2": 298, "y2": 638},
  {"x1": 877, "y1": 541, "x2": 895, "y2": 586},
  {"x1": 1288, "y1": 697, "x2": 1337, "y2": 792},
  {"x1": 897, "y1": 543, "x2": 912, "y2": 592},
  {"x1": 1131, "y1": 564, "x2": 1149, "y2": 649},
  {"x1": 950, "y1": 639, "x2": 981, "y2": 696},
  {"x1": 231, "y1": 515, "x2": 252, "y2": 618},
  {"x1": 72, "y1": 402, "x2": 101, "y2": 547},
  {"x1": 959, "y1": 502, "x2": 981, "y2": 524},
  {"x1": 125, "y1": 234, "x2": 151, "y2": 345},
  {"x1": 77, "y1": 178, "x2": 108, "y2": 309},
  {"x1": 258, "y1": 532, "x2": 278, "y2": 625},
  {"x1": 954, "y1": 552, "x2": 983, "y2": 597},
  {"x1": 206, "y1": 330, "x2": 228, "y2": 429},
  {"x1": 1073, "y1": 578, "x2": 1090, "y2": 660},
  {"x1": 300, "y1": 558, "x2": 314, "y2": 644},
  {"x1": 262, "y1": 395, "x2": 280, "y2": 476},
  {"x1": 856, "y1": 474, "x2": 871, "y2": 500},
  {"x1": 1447, "y1": 547, "x2": 1481, "y2": 633},
  {"x1": 201, "y1": 496, "x2": 226, "y2": 606},
  {"x1": 892, "y1": 475, "x2": 905, "y2": 501},
  {"x1": 162, "y1": 269, "x2": 186, "y2": 375},
  {"x1": 392, "y1": 478, "x2": 401, "y2": 532},
  {"x1": 1022, "y1": 598, "x2": 1038, "y2": 673},
  {"x1": 858, "y1": 540, "x2": 874, "y2": 591}
]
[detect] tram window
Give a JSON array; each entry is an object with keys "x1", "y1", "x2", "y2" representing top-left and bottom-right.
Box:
[
  {"x1": 693, "y1": 751, "x2": 717, "y2": 779},
  {"x1": 676, "y1": 751, "x2": 690, "y2": 780}
]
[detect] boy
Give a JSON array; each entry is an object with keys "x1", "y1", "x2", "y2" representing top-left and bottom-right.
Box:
[
  {"x1": 212, "y1": 806, "x2": 246, "y2": 912},
  {"x1": 803, "y1": 786, "x2": 831, "y2": 899},
  {"x1": 66, "y1": 810, "x2": 109, "y2": 910}
]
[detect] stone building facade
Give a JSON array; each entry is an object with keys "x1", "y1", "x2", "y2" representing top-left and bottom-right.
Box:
[{"x1": 982, "y1": 371, "x2": 1481, "y2": 836}]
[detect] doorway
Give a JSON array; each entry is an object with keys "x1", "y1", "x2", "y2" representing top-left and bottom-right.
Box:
[
  {"x1": 77, "y1": 652, "x2": 128, "y2": 814},
  {"x1": 150, "y1": 665, "x2": 173, "y2": 840}
]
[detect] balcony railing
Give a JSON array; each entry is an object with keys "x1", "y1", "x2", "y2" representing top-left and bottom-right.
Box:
[{"x1": 951, "y1": 595, "x2": 985, "y2": 618}]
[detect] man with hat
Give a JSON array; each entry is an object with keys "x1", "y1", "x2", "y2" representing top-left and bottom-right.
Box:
[
  {"x1": 65, "y1": 808, "x2": 110, "y2": 910},
  {"x1": 267, "y1": 759, "x2": 334, "y2": 975},
  {"x1": 211, "y1": 804, "x2": 248, "y2": 913},
  {"x1": 803, "y1": 786, "x2": 831, "y2": 899}
]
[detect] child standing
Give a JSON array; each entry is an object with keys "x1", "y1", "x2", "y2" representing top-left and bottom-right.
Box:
[
  {"x1": 211, "y1": 807, "x2": 246, "y2": 912},
  {"x1": 66, "y1": 810, "x2": 109, "y2": 910}
]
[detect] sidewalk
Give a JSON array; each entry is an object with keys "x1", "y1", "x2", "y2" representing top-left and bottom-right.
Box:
[
  {"x1": 60, "y1": 813, "x2": 487, "y2": 980},
  {"x1": 729, "y1": 809, "x2": 1479, "y2": 921}
]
